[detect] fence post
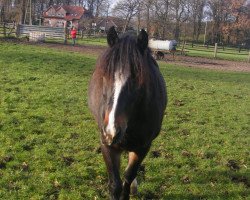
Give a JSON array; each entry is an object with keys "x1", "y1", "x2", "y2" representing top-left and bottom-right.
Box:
[
  {"x1": 214, "y1": 43, "x2": 218, "y2": 58},
  {"x1": 3, "y1": 22, "x2": 6, "y2": 37},
  {"x1": 16, "y1": 24, "x2": 20, "y2": 37},
  {"x1": 64, "y1": 22, "x2": 67, "y2": 44},
  {"x1": 238, "y1": 45, "x2": 242, "y2": 53},
  {"x1": 181, "y1": 41, "x2": 186, "y2": 55},
  {"x1": 248, "y1": 50, "x2": 250, "y2": 63}
]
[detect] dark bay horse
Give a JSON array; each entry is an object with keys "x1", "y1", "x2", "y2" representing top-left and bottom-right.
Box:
[{"x1": 88, "y1": 26, "x2": 167, "y2": 200}]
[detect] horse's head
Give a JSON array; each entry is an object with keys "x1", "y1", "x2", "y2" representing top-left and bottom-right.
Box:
[{"x1": 100, "y1": 27, "x2": 149, "y2": 146}]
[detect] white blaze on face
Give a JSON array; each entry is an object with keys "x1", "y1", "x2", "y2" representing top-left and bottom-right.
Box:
[{"x1": 105, "y1": 71, "x2": 128, "y2": 140}]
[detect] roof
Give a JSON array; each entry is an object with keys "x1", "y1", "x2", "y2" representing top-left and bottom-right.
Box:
[
  {"x1": 96, "y1": 16, "x2": 126, "y2": 28},
  {"x1": 43, "y1": 5, "x2": 89, "y2": 21}
]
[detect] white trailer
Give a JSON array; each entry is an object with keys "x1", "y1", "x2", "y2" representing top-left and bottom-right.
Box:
[{"x1": 149, "y1": 39, "x2": 178, "y2": 60}]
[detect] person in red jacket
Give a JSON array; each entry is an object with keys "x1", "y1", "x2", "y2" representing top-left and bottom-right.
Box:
[{"x1": 70, "y1": 26, "x2": 77, "y2": 46}]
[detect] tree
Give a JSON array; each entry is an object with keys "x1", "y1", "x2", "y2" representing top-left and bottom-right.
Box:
[
  {"x1": 153, "y1": 0, "x2": 172, "y2": 39},
  {"x1": 171, "y1": 0, "x2": 189, "y2": 40},
  {"x1": 189, "y1": 0, "x2": 205, "y2": 42},
  {"x1": 206, "y1": 0, "x2": 228, "y2": 43},
  {"x1": 112, "y1": 0, "x2": 140, "y2": 33},
  {"x1": 143, "y1": 0, "x2": 153, "y2": 34},
  {"x1": 222, "y1": 0, "x2": 250, "y2": 45}
]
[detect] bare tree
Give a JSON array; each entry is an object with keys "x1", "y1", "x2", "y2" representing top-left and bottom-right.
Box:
[
  {"x1": 171, "y1": 0, "x2": 188, "y2": 40},
  {"x1": 0, "y1": 0, "x2": 5, "y2": 23},
  {"x1": 94, "y1": 0, "x2": 111, "y2": 17},
  {"x1": 189, "y1": 0, "x2": 205, "y2": 42},
  {"x1": 112, "y1": 0, "x2": 140, "y2": 33},
  {"x1": 206, "y1": 0, "x2": 228, "y2": 43},
  {"x1": 143, "y1": 0, "x2": 153, "y2": 34},
  {"x1": 153, "y1": 0, "x2": 172, "y2": 39}
]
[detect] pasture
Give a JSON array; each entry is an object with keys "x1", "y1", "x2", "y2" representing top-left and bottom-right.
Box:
[
  {"x1": 0, "y1": 41, "x2": 249, "y2": 199},
  {"x1": 184, "y1": 43, "x2": 249, "y2": 62}
]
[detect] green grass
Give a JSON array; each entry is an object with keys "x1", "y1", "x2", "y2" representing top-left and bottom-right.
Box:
[
  {"x1": 183, "y1": 44, "x2": 249, "y2": 62},
  {"x1": 46, "y1": 36, "x2": 107, "y2": 47},
  {"x1": 76, "y1": 37, "x2": 107, "y2": 46},
  {"x1": 0, "y1": 42, "x2": 249, "y2": 199}
]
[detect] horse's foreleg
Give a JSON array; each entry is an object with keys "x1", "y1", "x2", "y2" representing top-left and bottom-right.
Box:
[
  {"x1": 101, "y1": 144, "x2": 122, "y2": 200},
  {"x1": 120, "y1": 148, "x2": 149, "y2": 200},
  {"x1": 130, "y1": 178, "x2": 138, "y2": 196}
]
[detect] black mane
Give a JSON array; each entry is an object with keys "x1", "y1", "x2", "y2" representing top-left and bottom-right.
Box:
[{"x1": 102, "y1": 33, "x2": 150, "y2": 85}]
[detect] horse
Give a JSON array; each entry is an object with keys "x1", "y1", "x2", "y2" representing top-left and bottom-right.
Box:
[{"x1": 88, "y1": 26, "x2": 167, "y2": 200}]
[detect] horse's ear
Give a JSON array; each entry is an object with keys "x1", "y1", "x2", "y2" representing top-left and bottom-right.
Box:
[
  {"x1": 137, "y1": 29, "x2": 148, "y2": 52},
  {"x1": 107, "y1": 26, "x2": 118, "y2": 47}
]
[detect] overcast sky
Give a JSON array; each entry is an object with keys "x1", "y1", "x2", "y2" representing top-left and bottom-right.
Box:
[{"x1": 110, "y1": 0, "x2": 118, "y2": 8}]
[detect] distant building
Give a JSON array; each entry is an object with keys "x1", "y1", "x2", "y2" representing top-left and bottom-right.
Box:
[
  {"x1": 96, "y1": 17, "x2": 128, "y2": 33},
  {"x1": 43, "y1": 5, "x2": 91, "y2": 29}
]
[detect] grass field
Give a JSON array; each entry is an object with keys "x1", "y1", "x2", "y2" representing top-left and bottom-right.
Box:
[
  {"x1": 0, "y1": 41, "x2": 249, "y2": 199},
  {"x1": 184, "y1": 44, "x2": 249, "y2": 62},
  {"x1": 46, "y1": 36, "x2": 107, "y2": 47}
]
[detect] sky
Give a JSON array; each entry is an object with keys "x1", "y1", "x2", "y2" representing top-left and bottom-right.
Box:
[{"x1": 110, "y1": 0, "x2": 119, "y2": 8}]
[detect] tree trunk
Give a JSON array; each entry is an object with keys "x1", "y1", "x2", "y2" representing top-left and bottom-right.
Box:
[
  {"x1": 123, "y1": 14, "x2": 131, "y2": 33},
  {"x1": 20, "y1": 0, "x2": 26, "y2": 24},
  {"x1": 192, "y1": 20, "x2": 197, "y2": 42},
  {"x1": 196, "y1": 18, "x2": 202, "y2": 42},
  {"x1": 146, "y1": 4, "x2": 150, "y2": 34},
  {"x1": 137, "y1": 10, "x2": 141, "y2": 35},
  {"x1": 0, "y1": 3, "x2": 4, "y2": 23},
  {"x1": 49, "y1": 0, "x2": 54, "y2": 6},
  {"x1": 174, "y1": 21, "x2": 180, "y2": 40}
]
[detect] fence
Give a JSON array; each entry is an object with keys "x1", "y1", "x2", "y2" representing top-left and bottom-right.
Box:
[
  {"x1": 16, "y1": 24, "x2": 66, "y2": 40},
  {"x1": 0, "y1": 23, "x2": 16, "y2": 37},
  {"x1": 180, "y1": 42, "x2": 250, "y2": 62}
]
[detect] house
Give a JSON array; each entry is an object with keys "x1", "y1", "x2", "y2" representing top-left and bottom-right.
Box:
[
  {"x1": 96, "y1": 17, "x2": 128, "y2": 33},
  {"x1": 43, "y1": 5, "x2": 91, "y2": 29}
]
